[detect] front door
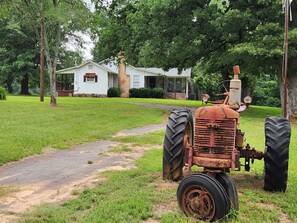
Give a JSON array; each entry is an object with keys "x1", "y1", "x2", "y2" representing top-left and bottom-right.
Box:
[{"x1": 149, "y1": 77, "x2": 156, "y2": 88}]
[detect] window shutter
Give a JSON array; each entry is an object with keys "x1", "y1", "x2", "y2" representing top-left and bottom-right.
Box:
[
  {"x1": 84, "y1": 76, "x2": 86, "y2": 82},
  {"x1": 95, "y1": 76, "x2": 98, "y2": 82}
]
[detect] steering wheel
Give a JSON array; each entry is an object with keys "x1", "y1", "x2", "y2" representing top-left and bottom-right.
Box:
[
  {"x1": 216, "y1": 80, "x2": 230, "y2": 94},
  {"x1": 212, "y1": 80, "x2": 230, "y2": 100}
]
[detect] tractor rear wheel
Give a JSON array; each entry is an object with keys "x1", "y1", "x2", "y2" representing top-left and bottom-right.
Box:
[
  {"x1": 264, "y1": 117, "x2": 291, "y2": 192},
  {"x1": 216, "y1": 173, "x2": 239, "y2": 210},
  {"x1": 163, "y1": 109, "x2": 193, "y2": 181},
  {"x1": 177, "y1": 174, "x2": 230, "y2": 221}
]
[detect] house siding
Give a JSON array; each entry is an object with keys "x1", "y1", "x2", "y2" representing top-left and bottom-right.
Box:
[
  {"x1": 56, "y1": 60, "x2": 191, "y2": 99},
  {"x1": 74, "y1": 65, "x2": 108, "y2": 96}
]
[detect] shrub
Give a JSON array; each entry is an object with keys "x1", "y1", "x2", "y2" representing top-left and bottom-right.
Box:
[
  {"x1": 129, "y1": 88, "x2": 164, "y2": 98},
  {"x1": 252, "y1": 76, "x2": 281, "y2": 107},
  {"x1": 128, "y1": 88, "x2": 136, "y2": 98},
  {"x1": 0, "y1": 87, "x2": 7, "y2": 100},
  {"x1": 151, "y1": 88, "x2": 165, "y2": 98},
  {"x1": 107, "y1": 87, "x2": 121, "y2": 97}
]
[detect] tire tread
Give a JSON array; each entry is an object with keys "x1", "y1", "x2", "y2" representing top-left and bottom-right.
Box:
[{"x1": 264, "y1": 117, "x2": 291, "y2": 192}]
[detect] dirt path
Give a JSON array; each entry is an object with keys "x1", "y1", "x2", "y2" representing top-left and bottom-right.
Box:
[{"x1": 0, "y1": 121, "x2": 166, "y2": 223}]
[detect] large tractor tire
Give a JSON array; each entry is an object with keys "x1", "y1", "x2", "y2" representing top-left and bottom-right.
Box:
[
  {"x1": 163, "y1": 109, "x2": 193, "y2": 181},
  {"x1": 177, "y1": 174, "x2": 230, "y2": 221},
  {"x1": 216, "y1": 173, "x2": 239, "y2": 210},
  {"x1": 264, "y1": 117, "x2": 291, "y2": 192}
]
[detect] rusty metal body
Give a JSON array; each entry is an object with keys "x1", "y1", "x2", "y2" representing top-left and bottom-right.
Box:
[
  {"x1": 183, "y1": 77, "x2": 264, "y2": 174},
  {"x1": 193, "y1": 105, "x2": 240, "y2": 171}
]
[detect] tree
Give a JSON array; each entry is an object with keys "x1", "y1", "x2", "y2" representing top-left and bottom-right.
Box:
[
  {"x1": 59, "y1": 50, "x2": 83, "y2": 69},
  {"x1": 0, "y1": 19, "x2": 39, "y2": 94},
  {"x1": 5, "y1": 0, "x2": 92, "y2": 106},
  {"x1": 94, "y1": 0, "x2": 297, "y2": 118}
]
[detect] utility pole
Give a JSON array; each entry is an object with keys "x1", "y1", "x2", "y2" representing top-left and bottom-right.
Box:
[
  {"x1": 40, "y1": 3, "x2": 45, "y2": 102},
  {"x1": 283, "y1": 0, "x2": 290, "y2": 118}
]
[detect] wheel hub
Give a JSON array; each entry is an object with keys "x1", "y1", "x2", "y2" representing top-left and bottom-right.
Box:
[{"x1": 183, "y1": 187, "x2": 215, "y2": 220}]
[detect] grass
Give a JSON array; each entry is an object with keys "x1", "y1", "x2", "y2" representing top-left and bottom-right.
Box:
[
  {"x1": 108, "y1": 144, "x2": 133, "y2": 153},
  {"x1": 113, "y1": 130, "x2": 165, "y2": 146},
  {"x1": 110, "y1": 97, "x2": 202, "y2": 107},
  {"x1": 0, "y1": 185, "x2": 20, "y2": 198},
  {"x1": 1, "y1": 96, "x2": 297, "y2": 222},
  {"x1": 0, "y1": 96, "x2": 167, "y2": 165}
]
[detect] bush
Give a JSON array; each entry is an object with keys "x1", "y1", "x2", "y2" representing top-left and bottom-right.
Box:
[
  {"x1": 129, "y1": 88, "x2": 164, "y2": 98},
  {"x1": 151, "y1": 88, "x2": 165, "y2": 98},
  {"x1": 107, "y1": 87, "x2": 121, "y2": 97},
  {"x1": 129, "y1": 88, "x2": 138, "y2": 98},
  {"x1": 0, "y1": 87, "x2": 7, "y2": 100},
  {"x1": 252, "y1": 76, "x2": 281, "y2": 107}
]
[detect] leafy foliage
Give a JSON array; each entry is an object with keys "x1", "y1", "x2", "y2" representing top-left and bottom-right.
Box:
[
  {"x1": 129, "y1": 88, "x2": 164, "y2": 99},
  {"x1": 94, "y1": 1, "x2": 284, "y2": 72},
  {"x1": 252, "y1": 75, "x2": 281, "y2": 107},
  {"x1": 0, "y1": 19, "x2": 39, "y2": 94},
  {"x1": 94, "y1": 0, "x2": 297, "y2": 113},
  {"x1": 0, "y1": 0, "x2": 93, "y2": 105},
  {"x1": 107, "y1": 87, "x2": 121, "y2": 97},
  {"x1": 0, "y1": 87, "x2": 7, "y2": 100}
]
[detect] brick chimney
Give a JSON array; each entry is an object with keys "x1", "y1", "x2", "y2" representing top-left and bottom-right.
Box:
[{"x1": 117, "y1": 52, "x2": 130, "y2": 98}]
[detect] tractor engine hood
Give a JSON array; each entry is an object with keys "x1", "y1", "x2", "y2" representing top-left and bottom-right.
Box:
[{"x1": 196, "y1": 105, "x2": 240, "y2": 121}]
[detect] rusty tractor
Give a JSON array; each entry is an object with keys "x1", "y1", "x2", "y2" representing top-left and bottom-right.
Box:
[{"x1": 163, "y1": 66, "x2": 291, "y2": 221}]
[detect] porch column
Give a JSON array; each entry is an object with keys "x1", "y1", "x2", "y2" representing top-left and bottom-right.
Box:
[
  {"x1": 118, "y1": 52, "x2": 130, "y2": 98},
  {"x1": 186, "y1": 78, "x2": 189, "y2": 99}
]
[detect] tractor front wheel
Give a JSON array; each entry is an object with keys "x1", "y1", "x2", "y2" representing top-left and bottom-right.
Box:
[
  {"x1": 163, "y1": 109, "x2": 193, "y2": 181},
  {"x1": 264, "y1": 117, "x2": 291, "y2": 192},
  {"x1": 177, "y1": 174, "x2": 230, "y2": 221},
  {"x1": 216, "y1": 173, "x2": 239, "y2": 210}
]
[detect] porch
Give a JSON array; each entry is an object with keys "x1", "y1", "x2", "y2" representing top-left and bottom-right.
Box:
[
  {"x1": 56, "y1": 73, "x2": 74, "y2": 96},
  {"x1": 144, "y1": 76, "x2": 188, "y2": 99}
]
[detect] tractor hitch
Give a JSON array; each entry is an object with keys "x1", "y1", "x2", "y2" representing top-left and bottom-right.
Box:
[{"x1": 240, "y1": 143, "x2": 264, "y2": 171}]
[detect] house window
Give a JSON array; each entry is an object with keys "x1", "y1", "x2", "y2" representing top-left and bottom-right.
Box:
[
  {"x1": 148, "y1": 77, "x2": 156, "y2": 88},
  {"x1": 84, "y1": 73, "x2": 97, "y2": 83},
  {"x1": 167, "y1": 78, "x2": 186, "y2": 93},
  {"x1": 88, "y1": 64, "x2": 93, "y2": 69},
  {"x1": 167, "y1": 78, "x2": 174, "y2": 92},
  {"x1": 86, "y1": 77, "x2": 95, "y2": 82},
  {"x1": 133, "y1": 75, "x2": 140, "y2": 88},
  {"x1": 176, "y1": 78, "x2": 186, "y2": 93}
]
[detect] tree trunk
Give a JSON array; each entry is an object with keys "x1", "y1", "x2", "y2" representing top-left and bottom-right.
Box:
[
  {"x1": 43, "y1": 22, "x2": 61, "y2": 107},
  {"x1": 188, "y1": 78, "x2": 194, "y2": 93},
  {"x1": 47, "y1": 65, "x2": 57, "y2": 106},
  {"x1": 20, "y1": 73, "x2": 30, "y2": 95},
  {"x1": 7, "y1": 81, "x2": 13, "y2": 94},
  {"x1": 287, "y1": 73, "x2": 297, "y2": 118},
  {"x1": 241, "y1": 75, "x2": 254, "y2": 101}
]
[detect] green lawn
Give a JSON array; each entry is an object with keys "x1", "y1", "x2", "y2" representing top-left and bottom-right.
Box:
[
  {"x1": 1, "y1": 96, "x2": 296, "y2": 222},
  {"x1": 0, "y1": 96, "x2": 167, "y2": 165}
]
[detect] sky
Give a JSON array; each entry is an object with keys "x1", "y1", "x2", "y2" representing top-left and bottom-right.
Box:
[{"x1": 66, "y1": 0, "x2": 95, "y2": 61}]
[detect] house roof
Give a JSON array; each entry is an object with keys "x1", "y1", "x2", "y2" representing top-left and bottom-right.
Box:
[
  {"x1": 99, "y1": 59, "x2": 191, "y2": 77},
  {"x1": 56, "y1": 59, "x2": 191, "y2": 77},
  {"x1": 56, "y1": 60, "x2": 114, "y2": 74},
  {"x1": 135, "y1": 67, "x2": 191, "y2": 77},
  {"x1": 98, "y1": 60, "x2": 119, "y2": 74}
]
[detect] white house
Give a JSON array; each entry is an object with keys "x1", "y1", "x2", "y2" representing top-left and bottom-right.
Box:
[{"x1": 56, "y1": 60, "x2": 191, "y2": 99}]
